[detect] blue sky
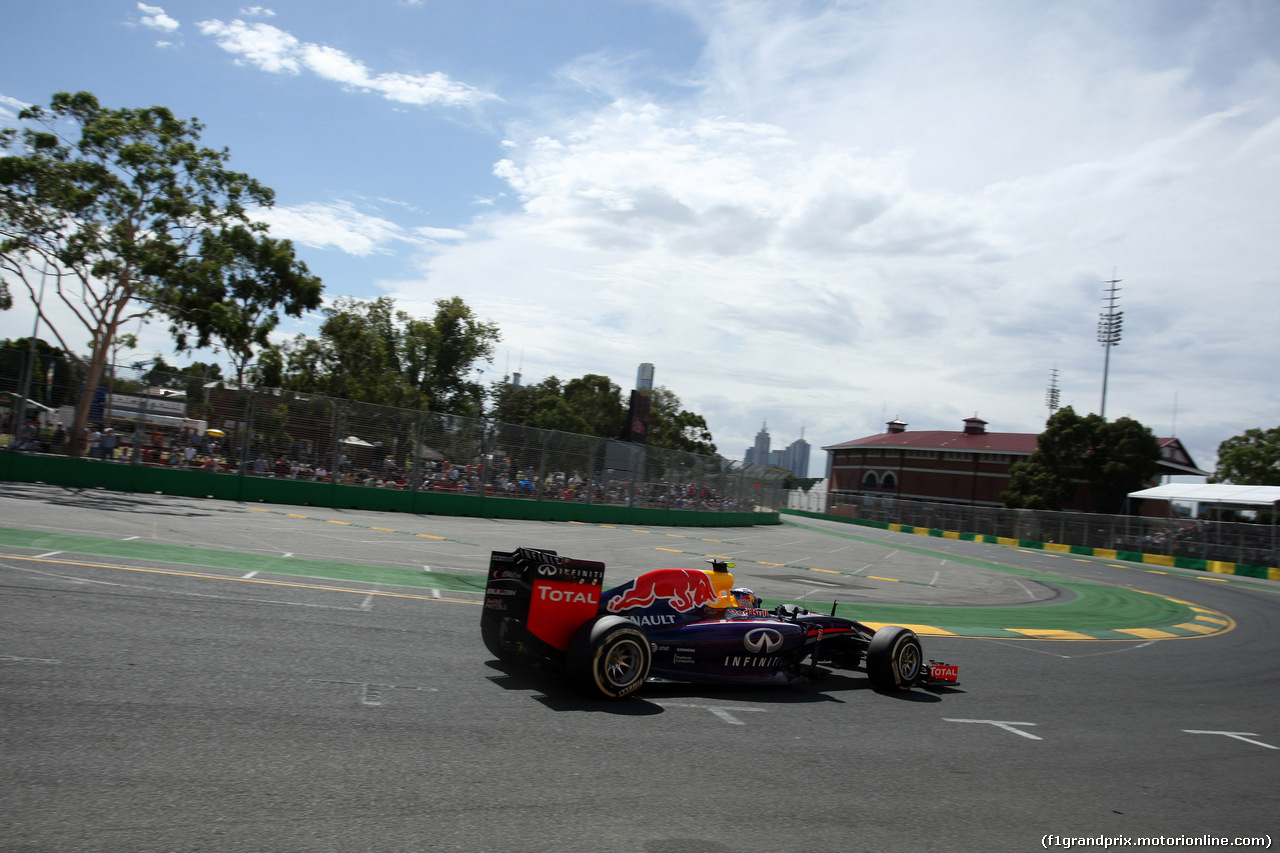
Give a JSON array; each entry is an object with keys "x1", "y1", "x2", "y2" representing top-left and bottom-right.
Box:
[{"x1": 3, "y1": 1, "x2": 1279, "y2": 478}]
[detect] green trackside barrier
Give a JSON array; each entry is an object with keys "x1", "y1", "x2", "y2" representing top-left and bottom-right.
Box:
[
  {"x1": 0, "y1": 452, "x2": 776, "y2": 528},
  {"x1": 780, "y1": 507, "x2": 1280, "y2": 581}
]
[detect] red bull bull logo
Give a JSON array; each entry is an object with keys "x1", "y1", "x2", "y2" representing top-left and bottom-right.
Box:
[{"x1": 605, "y1": 569, "x2": 721, "y2": 614}]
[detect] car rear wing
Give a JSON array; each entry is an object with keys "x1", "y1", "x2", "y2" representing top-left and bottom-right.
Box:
[{"x1": 482, "y1": 547, "x2": 607, "y2": 662}]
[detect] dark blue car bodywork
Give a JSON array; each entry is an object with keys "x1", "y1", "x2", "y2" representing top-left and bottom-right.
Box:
[{"x1": 481, "y1": 546, "x2": 958, "y2": 700}]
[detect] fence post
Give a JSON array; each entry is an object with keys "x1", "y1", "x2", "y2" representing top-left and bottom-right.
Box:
[
  {"x1": 585, "y1": 438, "x2": 599, "y2": 505},
  {"x1": 534, "y1": 431, "x2": 550, "y2": 501},
  {"x1": 409, "y1": 411, "x2": 425, "y2": 492},
  {"x1": 331, "y1": 402, "x2": 345, "y2": 489}
]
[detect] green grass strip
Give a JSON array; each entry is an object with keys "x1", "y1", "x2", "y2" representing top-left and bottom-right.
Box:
[{"x1": 0, "y1": 526, "x2": 488, "y2": 595}]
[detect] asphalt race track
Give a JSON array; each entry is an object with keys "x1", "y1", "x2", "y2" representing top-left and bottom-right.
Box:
[{"x1": 2, "y1": 483, "x2": 1277, "y2": 853}]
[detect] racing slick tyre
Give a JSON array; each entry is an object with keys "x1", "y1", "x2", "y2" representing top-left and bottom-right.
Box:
[
  {"x1": 865, "y1": 626, "x2": 923, "y2": 692},
  {"x1": 567, "y1": 616, "x2": 652, "y2": 700}
]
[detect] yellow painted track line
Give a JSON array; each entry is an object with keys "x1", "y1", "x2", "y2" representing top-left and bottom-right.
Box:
[{"x1": 0, "y1": 553, "x2": 480, "y2": 606}]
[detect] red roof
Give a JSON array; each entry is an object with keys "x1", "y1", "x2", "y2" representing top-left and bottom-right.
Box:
[
  {"x1": 822, "y1": 429, "x2": 1206, "y2": 475},
  {"x1": 822, "y1": 430, "x2": 1038, "y2": 455}
]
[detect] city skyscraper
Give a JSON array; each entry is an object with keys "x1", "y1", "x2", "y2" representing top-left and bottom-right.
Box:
[{"x1": 744, "y1": 422, "x2": 811, "y2": 476}]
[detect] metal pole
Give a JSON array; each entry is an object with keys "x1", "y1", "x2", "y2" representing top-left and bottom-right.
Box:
[
  {"x1": 1098, "y1": 272, "x2": 1123, "y2": 419},
  {"x1": 14, "y1": 268, "x2": 48, "y2": 448}
]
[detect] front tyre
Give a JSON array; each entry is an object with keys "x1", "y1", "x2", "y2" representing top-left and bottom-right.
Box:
[
  {"x1": 865, "y1": 626, "x2": 923, "y2": 692},
  {"x1": 567, "y1": 616, "x2": 652, "y2": 700}
]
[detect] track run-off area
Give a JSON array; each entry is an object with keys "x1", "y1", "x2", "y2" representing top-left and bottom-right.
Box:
[{"x1": 0, "y1": 502, "x2": 1237, "y2": 641}]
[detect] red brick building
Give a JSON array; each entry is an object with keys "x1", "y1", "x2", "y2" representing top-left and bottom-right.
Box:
[{"x1": 822, "y1": 417, "x2": 1206, "y2": 510}]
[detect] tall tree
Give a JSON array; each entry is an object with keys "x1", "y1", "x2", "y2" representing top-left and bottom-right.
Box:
[
  {"x1": 0, "y1": 92, "x2": 314, "y2": 451},
  {"x1": 0, "y1": 337, "x2": 83, "y2": 409},
  {"x1": 647, "y1": 386, "x2": 716, "y2": 454},
  {"x1": 280, "y1": 295, "x2": 498, "y2": 413},
  {"x1": 170, "y1": 225, "x2": 323, "y2": 386},
  {"x1": 1212, "y1": 426, "x2": 1280, "y2": 486},
  {"x1": 402, "y1": 296, "x2": 500, "y2": 416},
  {"x1": 488, "y1": 376, "x2": 716, "y2": 453},
  {"x1": 1003, "y1": 406, "x2": 1160, "y2": 512}
]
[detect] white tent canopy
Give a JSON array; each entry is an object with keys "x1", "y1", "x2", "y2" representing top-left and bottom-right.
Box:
[{"x1": 1128, "y1": 484, "x2": 1280, "y2": 507}]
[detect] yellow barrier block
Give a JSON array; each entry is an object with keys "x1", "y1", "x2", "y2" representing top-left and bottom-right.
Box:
[
  {"x1": 997, "y1": 537, "x2": 1021, "y2": 547},
  {"x1": 942, "y1": 530, "x2": 960, "y2": 540},
  {"x1": 1206, "y1": 561, "x2": 1235, "y2": 575},
  {"x1": 1114, "y1": 628, "x2": 1179, "y2": 639},
  {"x1": 1044, "y1": 543, "x2": 1071, "y2": 553},
  {"x1": 1009, "y1": 629, "x2": 1094, "y2": 640},
  {"x1": 1094, "y1": 548, "x2": 1118, "y2": 560},
  {"x1": 1143, "y1": 553, "x2": 1176, "y2": 567},
  {"x1": 1272, "y1": 567, "x2": 1280, "y2": 582},
  {"x1": 860, "y1": 622, "x2": 957, "y2": 637}
]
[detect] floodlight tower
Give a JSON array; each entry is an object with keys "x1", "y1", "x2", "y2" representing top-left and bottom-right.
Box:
[
  {"x1": 1097, "y1": 272, "x2": 1123, "y2": 419},
  {"x1": 1045, "y1": 366, "x2": 1061, "y2": 415}
]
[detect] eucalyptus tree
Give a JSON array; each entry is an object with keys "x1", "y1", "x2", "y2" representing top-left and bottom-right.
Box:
[
  {"x1": 646, "y1": 386, "x2": 716, "y2": 455},
  {"x1": 0, "y1": 91, "x2": 320, "y2": 450},
  {"x1": 171, "y1": 225, "x2": 322, "y2": 387},
  {"x1": 279, "y1": 295, "x2": 499, "y2": 414}
]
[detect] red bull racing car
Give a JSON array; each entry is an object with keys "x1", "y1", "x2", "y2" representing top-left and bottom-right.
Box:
[{"x1": 481, "y1": 546, "x2": 960, "y2": 700}]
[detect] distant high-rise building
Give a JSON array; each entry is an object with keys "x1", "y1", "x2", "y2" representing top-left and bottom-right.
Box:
[
  {"x1": 745, "y1": 421, "x2": 771, "y2": 466},
  {"x1": 744, "y1": 423, "x2": 811, "y2": 476},
  {"x1": 781, "y1": 432, "x2": 811, "y2": 478},
  {"x1": 636, "y1": 363, "x2": 654, "y2": 391}
]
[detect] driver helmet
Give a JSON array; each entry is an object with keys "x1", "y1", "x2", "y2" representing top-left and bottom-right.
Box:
[{"x1": 731, "y1": 587, "x2": 759, "y2": 609}]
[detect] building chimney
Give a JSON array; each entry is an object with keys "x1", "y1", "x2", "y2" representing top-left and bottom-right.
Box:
[
  {"x1": 886, "y1": 419, "x2": 908, "y2": 434},
  {"x1": 963, "y1": 416, "x2": 987, "y2": 435}
]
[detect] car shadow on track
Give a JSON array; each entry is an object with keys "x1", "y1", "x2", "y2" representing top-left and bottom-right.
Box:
[{"x1": 483, "y1": 660, "x2": 964, "y2": 714}]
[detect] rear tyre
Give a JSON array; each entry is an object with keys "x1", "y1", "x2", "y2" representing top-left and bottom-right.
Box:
[
  {"x1": 865, "y1": 626, "x2": 923, "y2": 692},
  {"x1": 567, "y1": 616, "x2": 652, "y2": 700}
]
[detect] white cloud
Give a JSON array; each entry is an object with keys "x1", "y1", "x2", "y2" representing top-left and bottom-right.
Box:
[
  {"x1": 0, "y1": 93, "x2": 31, "y2": 123},
  {"x1": 381, "y1": 1, "x2": 1280, "y2": 473},
  {"x1": 197, "y1": 18, "x2": 498, "y2": 107},
  {"x1": 252, "y1": 201, "x2": 419, "y2": 256},
  {"x1": 137, "y1": 3, "x2": 179, "y2": 33}
]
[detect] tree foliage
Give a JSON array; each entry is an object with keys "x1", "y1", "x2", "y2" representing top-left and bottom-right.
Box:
[
  {"x1": 170, "y1": 225, "x2": 322, "y2": 386},
  {"x1": 490, "y1": 377, "x2": 717, "y2": 454},
  {"x1": 0, "y1": 337, "x2": 83, "y2": 409},
  {"x1": 646, "y1": 386, "x2": 716, "y2": 455},
  {"x1": 278, "y1": 295, "x2": 499, "y2": 414},
  {"x1": 1003, "y1": 406, "x2": 1161, "y2": 513},
  {"x1": 1211, "y1": 426, "x2": 1280, "y2": 486},
  {"x1": 489, "y1": 374, "x2": 624, "y2": 435},
  {"x1": 0, "y1": 91, "x2": 317, "y2": 449}
]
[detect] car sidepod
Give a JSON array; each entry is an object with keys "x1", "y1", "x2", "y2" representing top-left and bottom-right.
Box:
[{"x1": 644, "y1": 619, "x2": 809, "y2": 683}]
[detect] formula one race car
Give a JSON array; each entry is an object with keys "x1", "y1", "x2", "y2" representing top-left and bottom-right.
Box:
[{"x1": 481, "y1": 546, "x2": 959, "y2": 700}]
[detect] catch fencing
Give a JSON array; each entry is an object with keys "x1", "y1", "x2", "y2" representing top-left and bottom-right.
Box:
[
  {"x1": 787, "y1": 488, "x2": 1279, "y2": 570},
  {"x1": 0, "y1": 351, "x2": 787, "y2": 514}
]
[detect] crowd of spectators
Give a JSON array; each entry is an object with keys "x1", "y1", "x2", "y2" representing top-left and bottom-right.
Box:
[{"x1": 3, "y1": 419, "x2": 749, "y2": 511}]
